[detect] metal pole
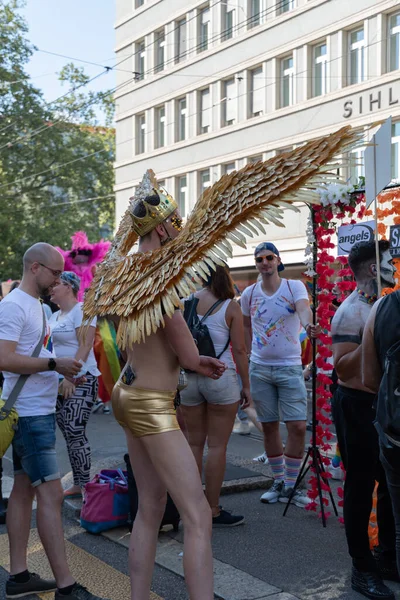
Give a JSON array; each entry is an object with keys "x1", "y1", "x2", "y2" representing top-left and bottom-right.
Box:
[{"x1": 373, "y1": 142, "x2": 382, "y2": 296}]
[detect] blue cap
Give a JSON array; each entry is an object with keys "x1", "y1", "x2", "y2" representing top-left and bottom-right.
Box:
[
  {"x1": 60, "y1": 271, "x2": 81, "y2": 292},
  {"x1": 254, "y1": 242, "x2": 284, "y2": 272}
]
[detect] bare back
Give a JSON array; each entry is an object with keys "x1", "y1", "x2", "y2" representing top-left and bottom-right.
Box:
[{"x1": 127, "y1": 327, "x2": 180, "y2": 392}]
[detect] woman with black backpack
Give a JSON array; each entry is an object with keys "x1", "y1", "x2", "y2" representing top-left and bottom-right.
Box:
[{"x1": 180, "y1": 265, "x2": 252, "y2": 526}]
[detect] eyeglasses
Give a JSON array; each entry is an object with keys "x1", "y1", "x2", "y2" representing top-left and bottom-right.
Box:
[
  {"x1": 255, "y1": 255, "x2": 275, "y2": 264},
  {"x1": 38, "y1": 263, "x2": 62, "y2": 278}
]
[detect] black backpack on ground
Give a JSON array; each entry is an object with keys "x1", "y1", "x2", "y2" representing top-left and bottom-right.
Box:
[
  {"x1": 183, "y1": 296, "x2": 230, "y2": 360},
  {"x1": 124, "y1": 454, "x2": 180, "y2": 532},
  {"x1": 374, "y1": 292, "x2": 400, "y2": 446}
]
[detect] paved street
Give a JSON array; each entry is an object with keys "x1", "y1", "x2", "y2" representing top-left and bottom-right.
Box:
[{"x1": 1, "y1": 410, "x2": 399, "y2": 600}]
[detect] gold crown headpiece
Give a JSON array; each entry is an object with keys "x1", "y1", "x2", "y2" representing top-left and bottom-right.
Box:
[{"x1": 129, "y1": 170, "x2": 178, "y2": 236}]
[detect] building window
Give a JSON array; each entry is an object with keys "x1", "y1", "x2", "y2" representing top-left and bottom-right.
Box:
[
  {"x1": 222, "y1": 78, "x2": 236, "y2": 126},
  {"x1": 155, "y1": 106, "x2": 165, "y2": 149},
  {"x1": 277, "y1": 0, "x2": 295, "y2": 16},
  {"x1": 223, "y1": 162, "x2": 236, "y2": 175},
  {"x1": 154, "y1": 30, "x2": 165, "y2": 73},
  {"x1": 199, "y1": 88, "x2": 211, "y2": 134},
  {"x1": 176, "y1": 18, "x2": 187, "y2": 63},
  {"x1": 248, "y1": 155, "x2": 262, "y2": 163},
  {"x1": 136, "y1": 113, "x2": 146, "y2": 154},
  {"x1": 222, "y1": 1, "x2": 235, "y2": 41},
  {"x1": 248, "y1": 0, "x2": 261, "y2": 28},
  {"x1": 135, "y1": 40, "x2": 145, "y2": 81},
  {"x1": 349, "y1": 148, "x2": 365, "y2": 186},
  {"x1": 389, "y1": 13, "x2": 400, "y2": 72},
  {"x1": 313, "y1": 42, "x2": 327, "y2": 97},
  {"x1": 198, "y1": 6, "x2": 210, "y2": 52},
  {"x1": 392, "y1": 122, "x2": 400, "y2": 180},
  {"x1": 281, "y1": 55, "x2": 294, "y2": 108},
  {"x1": 176, "y1": 97, "x2": 187, "y2": 142},
  {"x1": 135, "y1": 0, "x2": 144, "y2": 7},
  {"x1": 177, "y1": 175, "x2": 188, "y2": 217},
  {"x1": 249, "y1": 67, "x2": 264, "y2": 116},
  {"x1": 349, "y1": 28, "x2": 365, "y2": 84},
  {"x1": 199, "y1": 169, "x2": 211, "y2": 192}
]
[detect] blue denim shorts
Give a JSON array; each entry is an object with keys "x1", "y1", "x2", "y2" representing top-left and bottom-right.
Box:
[
  {"x1": 12, "y1": 414, "x2": 60, "y2": 487},
  {"x1": 250, "y1": 362, "x2": 307, "y2": 423}
]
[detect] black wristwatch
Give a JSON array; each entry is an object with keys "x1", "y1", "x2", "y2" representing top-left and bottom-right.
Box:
[{"x1": 48, "y1": 358, "x2": 57, "y2": 371}]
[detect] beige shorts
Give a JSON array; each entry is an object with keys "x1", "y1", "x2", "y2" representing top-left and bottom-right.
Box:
[{"x1": 180, "y1": 368, "x2": 240, "y2": 407}]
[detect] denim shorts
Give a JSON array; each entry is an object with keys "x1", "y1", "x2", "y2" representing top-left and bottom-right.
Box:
[
  {"x1": 12, "y1": 414, "x2": 60, "y2": 487},
  {"x1": 180, "y1": 368, "x2": 241, "y2": 406},
  {"x1": 250, "y1": 362, "x2": 307, "y2": 423}
]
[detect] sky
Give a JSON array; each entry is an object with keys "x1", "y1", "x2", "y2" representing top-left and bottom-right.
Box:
[{"x1": 20, "y1": 0, "x2": 116, "y2": 119}]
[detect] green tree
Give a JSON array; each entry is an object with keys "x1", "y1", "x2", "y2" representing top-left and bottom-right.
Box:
[{"x1": 0, "y1": 0, "x2": 115, "y2": 280}]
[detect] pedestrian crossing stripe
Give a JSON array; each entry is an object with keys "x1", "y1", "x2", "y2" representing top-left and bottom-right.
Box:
[{"x1": 0, "y1": 529, "x2": 162, "y2": 600}]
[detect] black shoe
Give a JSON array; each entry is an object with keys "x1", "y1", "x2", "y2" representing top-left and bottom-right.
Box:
[
  {"x1": 212, "y1": 508, "x2": 244, "y2": 527},
  {"x1": 351, "y1": 567, "x2": 395, "y2": 600},
  {"x1": 55, "y1": 583, "x2": 110, "y2": 600},
  {"x1": 6, "y1": 572, "x2": 57, "y2": 598}
]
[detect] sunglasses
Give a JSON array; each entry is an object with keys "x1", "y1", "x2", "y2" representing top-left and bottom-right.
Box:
[
  {"x1": 255, "y1": 255, "x2": 276, "y2": 264},
  {"x1": 38, "y1": 263, "x2": 63, "y2": 277}
]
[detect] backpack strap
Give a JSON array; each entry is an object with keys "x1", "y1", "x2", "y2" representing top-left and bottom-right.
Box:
[
  {"x1": 200, "y1": 299, "x2": 225, "y2": 323},
  {"x1": 248, "y1": 283, "x2": 257, "y2": 313},
  {"x1": 1, "y1": 307, "x2": 46, "y2": 417},
  {"x1": 216, "y1": 336, "x2": 231, "y2": 360}
]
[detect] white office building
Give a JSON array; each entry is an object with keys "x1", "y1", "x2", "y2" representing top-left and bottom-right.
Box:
[{"x1": 114, "y1": 0, "x2": 400, "y2": 287}]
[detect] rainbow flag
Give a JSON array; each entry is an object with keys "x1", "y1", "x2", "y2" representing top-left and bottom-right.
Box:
[{"x1": 94, "y1": 318, "x2": 121, "y2": 402}]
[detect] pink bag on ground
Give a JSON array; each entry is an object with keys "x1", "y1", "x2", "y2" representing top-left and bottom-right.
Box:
[{"x1": 80, "y1": 469, "x2": 129, "y2": 534}]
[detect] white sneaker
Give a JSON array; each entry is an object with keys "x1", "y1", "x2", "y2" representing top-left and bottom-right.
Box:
[
  {"x1": 278, "y1": 486, "x2": 312, "y2": 508},
  {"x1": 260, "y1": 480, "x2": 284, "y2": 504},
  {"x1": 103, "y1": 405, "x2": 111, "y2": 415},
  {"x1": 329, "y1": 464, "x2": 344, "y2": 481},
  {"x1": 253, "y1": 451, "x2": 269, "y2": 465},
  {"x1": 234, "y1": 421, "x2": 251, "y2": 435}
]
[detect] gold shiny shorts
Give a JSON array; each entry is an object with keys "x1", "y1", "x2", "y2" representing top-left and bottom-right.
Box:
[{"x1": 111, "y1": 381, "x2": 180, "y2": 438}]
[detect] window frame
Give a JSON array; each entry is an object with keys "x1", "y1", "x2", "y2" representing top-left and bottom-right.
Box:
[
  {"x1": 155, "y1": 105, "x2": 166, "y2": 149},
  {"x1": 198, "y1": 5, "x2": 210, "y2": 53},
  {"x1": 222, "y1": 78, "x2": 236, "y2": 127},
  {"x1": 249, "y1": 66, "x2": 264, "y2": 117},
  {"x1": 154, "y1": 29, "x2": 165, "y2": 74},
  {"x1": 281, "y1": 54, "x2": 294, "y2": 108},
  {"x1": 348, "y1": 27, "x2": 365, "y2": 85},
  {"x1": 176, "y1": 17, "x2": 187, "y2": 63},
  {"x1": 199, "y1": 87, "x2": 211, "y2": 134},
  {"x1": 135, "y1": 40, "x2": 146, "y2": 81},
  {"x1": 176, "y1": 96, "x2": 187, "y2": 142},
  {"x1": 313, "y1": 41, "x2": 328, "y2": 97},
  {"x1": 389, "y1": 12, "x2": 400, "y2": 73},
  {"x1": 136, "y1": 113, "x2": 146, "y2": 155}
]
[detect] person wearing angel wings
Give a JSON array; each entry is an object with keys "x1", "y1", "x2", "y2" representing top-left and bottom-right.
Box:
[{"x1": 83, "y1": 127, "x2": 363, "y2": 600}]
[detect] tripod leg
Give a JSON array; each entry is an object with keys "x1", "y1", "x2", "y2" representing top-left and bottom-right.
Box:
[
  {"x1": 283, "y1": 447, "x2": 311, "y2": 517},
  {"x1": 317, "y1": 451, "x2": 339, "y2": 517},
  {"x1": 312, "y1": 447, "x2": 327, "y2": 527}
]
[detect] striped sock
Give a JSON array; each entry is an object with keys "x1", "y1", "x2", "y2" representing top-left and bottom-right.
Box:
[
  {"x1": 284, "y1": 455, "x2": 302, "y2": 488},
  {"x1": 268, "y1": 454, "x2": 284, "y2": 481}
]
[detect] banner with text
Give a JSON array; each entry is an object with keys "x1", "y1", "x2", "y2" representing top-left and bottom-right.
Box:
[{"x1": 337, "y1": 221, "x2": 376, "y2": 256}]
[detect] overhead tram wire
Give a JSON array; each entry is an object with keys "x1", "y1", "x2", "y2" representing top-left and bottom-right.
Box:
[
  {"x1": 0, "y1": 68, "x2": 112, "y2": 141},
  {"x1": 112, "y1": 0, "x2": 294, "y2": 82},
  {"x1": 0, "y1": 74, "x2": 135, "y2": 153},
  {"x1": 114, "y1": 34, "x2": 391, "y2": 153},
  {"x1": 0, "y1": 0, "x2": 297, "y2": 145}
]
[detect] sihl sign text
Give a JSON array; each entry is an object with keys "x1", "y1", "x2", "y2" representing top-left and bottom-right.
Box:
[{"x1": 343, "y1": 87, "x2": 398, "y2": 119}]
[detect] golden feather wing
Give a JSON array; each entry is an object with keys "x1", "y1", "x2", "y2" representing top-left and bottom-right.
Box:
[{"x1": 83, "y1": 126, "x2": 362, "y2": 346}]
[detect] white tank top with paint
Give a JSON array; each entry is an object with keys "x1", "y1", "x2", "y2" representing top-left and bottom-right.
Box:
[{"x1": 197, "y1": 299, "x2": 235, "y2": 370}]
